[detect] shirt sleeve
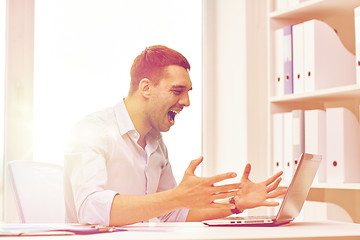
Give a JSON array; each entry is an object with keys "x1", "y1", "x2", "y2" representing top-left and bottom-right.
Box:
[
  {"x1": 79, "y1": 190, "x2": 118, "y2": 225},
  {"x1": 65, "y1": 117, "x2": 117, "y2": 226}
]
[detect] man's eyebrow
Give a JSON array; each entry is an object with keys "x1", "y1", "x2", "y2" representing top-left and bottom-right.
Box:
[{"x1": 171, "y1": 85, "x2": 193, "y2": 91}]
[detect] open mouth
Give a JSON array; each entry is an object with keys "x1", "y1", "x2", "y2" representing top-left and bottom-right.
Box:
[{"x1": 168, "y1": 110, "x2": 180, "y2": 125}]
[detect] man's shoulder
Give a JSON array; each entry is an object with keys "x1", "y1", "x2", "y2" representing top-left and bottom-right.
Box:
[
  {"x1": 65, "y1": 106, "x2": 119, "y2": 150},
  {"x1": 68, "y1": 106, "x2": 118, "y2": 140},
  {"x1": 79, "y1": 106, "x2": 116, "y2": 126}
]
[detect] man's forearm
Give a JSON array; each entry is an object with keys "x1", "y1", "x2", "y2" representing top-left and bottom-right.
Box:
[
  {"x1": 109, "y1": 158, "x2": 241, "y2": 226},
  {"x1": 109, "y1": 189, "x2": 182, "y2": 226},
  {"x1": 186, "y1": 208, "x2": 233, "y2": 222},
  {"x1": 185, "y1": 198, "x2": 235, "y2": 222}
]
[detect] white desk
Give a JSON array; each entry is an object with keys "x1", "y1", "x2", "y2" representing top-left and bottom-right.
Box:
[{"x1": 2, "y1": 221, "x2": 360, "y2": 240}]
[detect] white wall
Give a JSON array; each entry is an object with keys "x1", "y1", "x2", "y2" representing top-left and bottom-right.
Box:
[
  {"x1": 202, "y1": 0, "x2": 268, "y2": 182},
  {"x1": 32, "y1": 0, "x2": 202, "y2": 183},
  {"x1": 244, "y1": 0, "x2": 268, "y2": 182}
]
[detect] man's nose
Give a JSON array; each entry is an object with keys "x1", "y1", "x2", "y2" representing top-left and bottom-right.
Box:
[{"x1": 179, "y1": 93, "x2": 190, "y2": 107}]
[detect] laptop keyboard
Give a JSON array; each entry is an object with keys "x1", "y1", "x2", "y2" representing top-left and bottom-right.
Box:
[{"x1": 226, "y1": 215, "x2": 276, "y2": 220}]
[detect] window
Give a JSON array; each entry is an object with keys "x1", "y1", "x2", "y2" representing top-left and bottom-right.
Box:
[{"x1": 33, "y1": 0, "x2": 202, "y2": 182}]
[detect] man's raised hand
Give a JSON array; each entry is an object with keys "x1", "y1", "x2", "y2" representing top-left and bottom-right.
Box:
[
  {"x1": 175, "y1": 156, "x2": 241, "y2": 210},
  {"x1": 233, "y1": 163, "x2": 287, "y2": 212}
]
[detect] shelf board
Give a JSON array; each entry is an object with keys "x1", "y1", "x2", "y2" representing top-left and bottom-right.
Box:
[
  {"x1": 270, "y1": 84, "x2": 360, "y2": 104},
  {"x1": 311, "y1": 183, "x2": 360, "y2": 190},
  {"x1": 269, "y1": 0, "x2": 360, "y2": 20},
  {"x1": 280, "y1": 182, "x2": 360, "y2": 190}
]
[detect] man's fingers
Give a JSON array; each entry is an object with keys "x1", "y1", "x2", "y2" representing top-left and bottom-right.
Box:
[
  {"x1": 211, "y1": 191, "x2": 239, "y2": 202},
  {"x1": 262, "y1": 201, "x2": 280, "y2": 207},
  {"x1": 207, "y1": 172, "x2": 237, "y2": 185},
  {"x1": 212, "y1": 183, "x2": 241, "y2": 194},
  {"x1": 265, "y1": 171, "x2": 283, "y2": 186},
  {"x1": 267, "y1": 189, "x2": 287, "y2": 199},
  {"x1": 241, "y1": 163, "x2": 251, "y2": 182},
  {"x1": 186, "y1": 156, "x2": 204, "y2": 175},
  {"x1": 266, "y1": 177, "x2": 282, "y2": 193}
]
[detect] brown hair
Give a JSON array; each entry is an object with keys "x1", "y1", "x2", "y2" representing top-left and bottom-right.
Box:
[{"x1": 129, "y1": 45, "x2": 190, "y2": 94}]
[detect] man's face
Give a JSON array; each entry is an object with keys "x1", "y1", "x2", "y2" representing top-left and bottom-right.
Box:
[{"x1": 147, "y1": 65, "x2": 192, "y2": 132}]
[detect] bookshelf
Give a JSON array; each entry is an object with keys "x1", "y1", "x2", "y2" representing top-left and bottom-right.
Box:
[{"x1": 267, "y1": 0, "x2": 360, "y2": 222}]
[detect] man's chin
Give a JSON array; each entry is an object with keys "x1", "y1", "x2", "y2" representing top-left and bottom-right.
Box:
[
  {"x1": 160, "y1": 127, "x2": 171, "y2": 132},
  {"x1": 159, "y1": 124, "x2": 172, "y2": 133}
]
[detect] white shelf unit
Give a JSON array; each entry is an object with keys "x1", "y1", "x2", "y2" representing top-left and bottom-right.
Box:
[
  {"x1": 280, "y1": 182, "x2": 360, "y2": 190},
  {"x1": 267, "y1": 0, "x2": 360, "y2": 222}
]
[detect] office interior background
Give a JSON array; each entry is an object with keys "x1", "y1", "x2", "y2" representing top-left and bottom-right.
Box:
[
  {"x1": 2, "y1": 0, "x2": 360, "y2": 224},
  {"x1": 0, "y1": 0, "x2": 288, "y2": 223}
]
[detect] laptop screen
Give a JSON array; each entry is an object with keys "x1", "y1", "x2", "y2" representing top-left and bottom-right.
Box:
[{"x1": 275, "y1": 153, "x2": 322, "y2": 223}]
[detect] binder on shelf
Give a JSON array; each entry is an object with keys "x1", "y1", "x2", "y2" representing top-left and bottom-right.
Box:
[
  {"x1": 288, "y1": 0, "x2": 308, "y2": 7},
  {"x1": 305, "y1": 109, "x2": 326, "y2": 183},
  {"x1": 275, "y1": 28, "x2": 285, "y2": 96},
  {"x1": 287, "y1": 0, "x2": 299, "y2": 7},
  {"x1": 283, "y1": 25, "x2": 293, "y2": 94},
  {"x1": 283, "y1": 111, "x2": 293, "y2": 182},
  {"x1": 275, "y1": 0, "x2": 288, "y2": 11},
  {"x1": 272, "y1": 113, "x2": 284, "y2": 175},
  {"x1": 355, "y1": 6, "x2": 360, "y2": 84},
  {"x1": 303, "y1": 20, "x2": 356, "y2": 92},
  {"x1": 292, "y1": 110, "x2": 304, "y2": 173},
  {"x1": 326, "y1": 107, "x2": 360, "y2": 183},
  {"x1": 292, "y1": 23, "x2": 305, "y2": 94}
]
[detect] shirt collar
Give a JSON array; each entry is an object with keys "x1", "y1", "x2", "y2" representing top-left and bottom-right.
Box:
[
  {"x1": 114, "y1": 99, "x2": 162, "y2": 141},
  {"x1": 114, "y1": 99, "x2": 136, "y2": 136}
]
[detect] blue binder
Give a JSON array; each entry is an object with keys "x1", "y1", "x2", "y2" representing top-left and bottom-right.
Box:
[{"x1": 283, "y1": 25, "x2": 293, "y2": 94}]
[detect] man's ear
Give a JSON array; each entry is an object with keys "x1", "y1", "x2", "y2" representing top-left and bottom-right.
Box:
[{"x1": 139, "y1": 78, "x2": 151, "y2": 99}]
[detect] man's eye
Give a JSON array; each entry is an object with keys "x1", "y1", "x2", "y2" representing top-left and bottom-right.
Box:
[{"x1": 172, "y1": 90, "x2": 182, "y2": 95}]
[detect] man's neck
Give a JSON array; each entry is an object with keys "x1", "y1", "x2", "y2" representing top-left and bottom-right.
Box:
[{"x1": 123, "y1": 96, "x2": 151, "y2": 148}]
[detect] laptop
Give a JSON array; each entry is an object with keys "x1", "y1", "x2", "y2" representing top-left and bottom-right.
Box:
[{"x1": 202, "y1": 153, "x2": 322, "y2": 226}]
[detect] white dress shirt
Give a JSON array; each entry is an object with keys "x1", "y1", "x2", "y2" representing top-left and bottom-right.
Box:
[{"x1": 64, "y1": 100, "x2": 189, "y2": 225}]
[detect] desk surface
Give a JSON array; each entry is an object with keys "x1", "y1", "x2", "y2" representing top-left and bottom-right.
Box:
[{"x1": 2, "y1": 221, "x2": 360, "y2": 240}]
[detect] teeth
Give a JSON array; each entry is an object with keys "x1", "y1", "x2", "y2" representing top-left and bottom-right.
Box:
[{"x1": 168, "y1": 110, "x2": 180, "y2": 125}]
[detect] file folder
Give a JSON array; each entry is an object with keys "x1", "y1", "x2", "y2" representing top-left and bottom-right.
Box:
[
  {"x1": 275, "y1": 0, "x2": 288, "y2": 11},
  {"x1": 355, "y1": 7, "x2": 360, "y2": 84},
  {"x1": 292, "y1": 110, "x2": 304, "y2": 174},
  {"x1": 275, "y1": 28, "x2": 285, "y2": 96},
  {"x1": 326, "y1": 107, "x2": 360, "y2": 183},
  {"x1": 303, "y1": 20, "x2": 356, "y2": 92},
  {"x1": 0, "y1": 224, "x2": 125, "y2": 236},
  {"x1": 283, "y1": 112, "x2": 294, "y2": 182},
  {"x1": 283, "y1": 25, "x2": 293, "y2": 94},
  {"x1": 272, "y1": 113, "x2": 284, "y2": 175},
  {"x1": 292, "y1": 23, "x2": 305, "y2": 94},
  {"x1": 287, "y1": 0, "x2": 298, "y2": 8},
  {"x1": 288, "y1": 0, "x2": 308, "y2": 7},
  {"x1": 305, "y1": 109, "x2": 326, "y2": 183}
]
